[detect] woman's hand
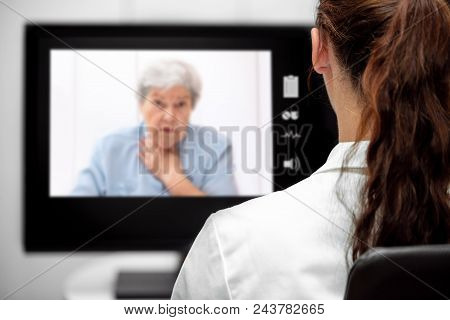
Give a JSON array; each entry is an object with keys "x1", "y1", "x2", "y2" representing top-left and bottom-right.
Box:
[
  {"x1": 139, "y1": 136, "x2": 183, "y2": 186},
  {"x1": 138, "y1": 137, "x2": 206, "y2": 196}
]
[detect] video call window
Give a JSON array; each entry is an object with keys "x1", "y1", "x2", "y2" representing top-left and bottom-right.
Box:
[{"x1": 50, "y1": 49, "x2": 273, "y2": 197}]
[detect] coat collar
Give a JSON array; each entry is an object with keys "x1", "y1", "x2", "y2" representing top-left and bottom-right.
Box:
[{"x1": 312, "y1": 140, "x2": 369, "y2": 175}]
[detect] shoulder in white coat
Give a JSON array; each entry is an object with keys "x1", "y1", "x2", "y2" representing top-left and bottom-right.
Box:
[{"x1": 171, "y1": 141, "x2": 369, "y2": 299}]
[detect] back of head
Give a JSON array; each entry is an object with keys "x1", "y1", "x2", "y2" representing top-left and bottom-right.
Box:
[{"x1": 316, "y1": 0, "x2": 450, "y2": 261}]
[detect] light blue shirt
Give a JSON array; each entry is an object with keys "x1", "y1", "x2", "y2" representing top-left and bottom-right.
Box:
[{"x1": 71, "y1": 124, "x2": 238, "y2": 196}]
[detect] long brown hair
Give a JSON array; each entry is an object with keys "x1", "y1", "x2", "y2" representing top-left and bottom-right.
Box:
[{"x1": 316, "y1": 0, "x2": 450, "y2": 261}]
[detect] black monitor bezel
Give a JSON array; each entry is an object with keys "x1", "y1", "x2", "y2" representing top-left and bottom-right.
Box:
[{"x1": 24, "y1": 25, "x2": 337, "y2": 252}]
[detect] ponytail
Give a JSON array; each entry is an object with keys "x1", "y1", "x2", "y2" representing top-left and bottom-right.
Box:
[
  {"x1": 316, "y1": 0, "x2": 450, "y2": 262},
  {"x1": 354, "y1": 0, "x2": 450, "y2": 260}
]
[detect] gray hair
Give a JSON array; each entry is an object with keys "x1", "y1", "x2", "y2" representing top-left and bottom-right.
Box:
[{"x1": 137, "y1": 60, "x2": 202, "y2": 107}]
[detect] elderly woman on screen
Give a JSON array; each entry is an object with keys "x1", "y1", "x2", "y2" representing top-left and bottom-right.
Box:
[{"x1": 72, "y1": 60, "x2": 237, "y2": 196}]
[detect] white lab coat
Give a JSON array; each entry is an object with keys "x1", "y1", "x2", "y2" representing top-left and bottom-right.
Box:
[{"x1": 171, "y1": 141, "x2": 369, "y2": 299}]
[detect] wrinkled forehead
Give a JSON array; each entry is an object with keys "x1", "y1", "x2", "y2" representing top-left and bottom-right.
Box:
[{"x1": 147, "y1": 85, "x2": 192, "y2": 101}]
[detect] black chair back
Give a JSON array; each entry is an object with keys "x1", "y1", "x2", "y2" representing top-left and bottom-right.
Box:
[{"x1": 344, "y1": 244, "x2": 450, "y2": 299}]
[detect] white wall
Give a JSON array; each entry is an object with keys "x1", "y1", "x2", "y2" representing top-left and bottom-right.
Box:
[{"x1": 0, "y1": 0, "x2": 317, "y2": 299}]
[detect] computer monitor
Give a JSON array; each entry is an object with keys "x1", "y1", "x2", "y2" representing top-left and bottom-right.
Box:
[{"x1": 24, "y1": 25, "x2": 337, "y2": 251}]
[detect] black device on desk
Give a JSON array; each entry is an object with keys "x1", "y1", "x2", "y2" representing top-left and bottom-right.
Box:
[
  {"x1": 115, "y1": 272, "x2": 177, "y2": 299},
  {"x1": 24, "y1": 25, "x2": 337, "y2": 298}
]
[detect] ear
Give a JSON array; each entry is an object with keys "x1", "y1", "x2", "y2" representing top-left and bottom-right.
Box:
[{"x1": 311, "y1": 28, "x2": 330, "y2": 75}]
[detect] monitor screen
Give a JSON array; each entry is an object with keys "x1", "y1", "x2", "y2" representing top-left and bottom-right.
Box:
[
  {"x1": 50, "y1": 49, "x2": 273, "y2": 197},
  {"x1": 25, "y1": 25, "x2": 337, "y2": 251}
]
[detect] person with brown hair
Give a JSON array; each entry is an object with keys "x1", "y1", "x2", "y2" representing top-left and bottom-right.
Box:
[{"x1": 171, "y1": 0, "x2": 450, "y2": 299}]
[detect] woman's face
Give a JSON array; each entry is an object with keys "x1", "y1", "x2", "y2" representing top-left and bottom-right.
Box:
[{"x1": 140, "y1": 85, "x2": 193, "y2": 150}]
